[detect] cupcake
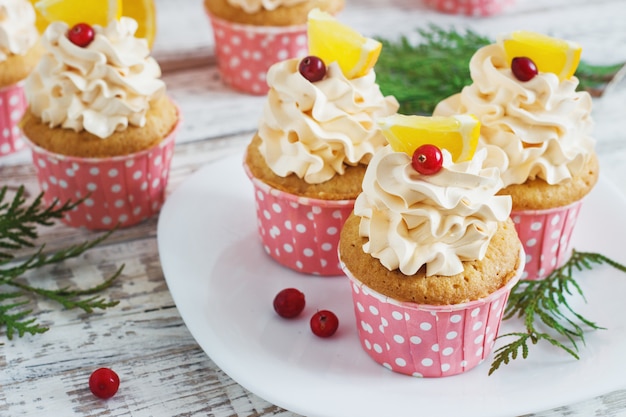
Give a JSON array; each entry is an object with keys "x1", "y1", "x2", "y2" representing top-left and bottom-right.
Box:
[
  {"x1": 424, "y1": 0, "x2": 515, "y2": 16},
  {"x1": 203, "y1": 0, "x2": 344, "y2": 95},
  {"x1": 338, "y1": 124, "x2": 524, "y2": 377},
  {"x1": 20, "y1": 17, "x2": 180, "y2": 230},
  {"x1": 243, "y1": 10, "x2": 399, "y2": 276},
  {"x1": 0, "y1": 0, "x2": 43, "y2": 156},
  {"x1": 434, "y1": 31, "x2": 598, "y2": 280}
]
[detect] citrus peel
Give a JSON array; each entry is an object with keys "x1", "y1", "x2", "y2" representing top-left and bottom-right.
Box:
[
  {"x1": 33, "y1": 0, "x2": 156, "y2": 48},
  {"x1": 307, "y1": 8, "x2": 382, "y2": 79},
  {"x1": 378, "y1": 114, "x2": 481, "y2": 163},
  {"x1": 498, "y1": 30, "x2": 582, "y2": 81}
]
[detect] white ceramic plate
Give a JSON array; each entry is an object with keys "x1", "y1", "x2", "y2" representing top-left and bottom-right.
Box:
[{"x1": 157, "y1": 152, "x2": 626, "y2": 417}]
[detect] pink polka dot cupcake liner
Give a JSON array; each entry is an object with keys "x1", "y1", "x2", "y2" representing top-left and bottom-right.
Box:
[
  {"x1": 342, "y1": 252, "x2": 524, "y2": 377},
  {"x1": 23, "y1": 117, "x2": 180, "y2": 230},
  {"x1": 424, "y1": 0, "x2": 515, "y2": 16},
  {"x1": 0, "y1": 82, "x2": 27, "y2": 156},
  {"x1": 207, "y1": 14, "x2": 308, "y2": 95},
  {"x1": 243, "y1": 161, "x2": 354, "y2": 276},
  {"x1": 511, "y1": 200, "x2": 584, "y2": 281}
]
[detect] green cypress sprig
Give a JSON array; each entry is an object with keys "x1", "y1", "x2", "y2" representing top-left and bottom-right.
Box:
[
  {"x1": 488, "y1": 250, "x2": 626, "y2": 375},
  {"x1": 0, "y1": 185, "x2": 123, "y2": 340}
]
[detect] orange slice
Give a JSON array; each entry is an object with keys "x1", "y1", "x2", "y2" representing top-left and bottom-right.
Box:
[
  {"x1": 498, "y1": 31, "x2": 582, "y2": 81},
  {"x1": 34, "y1": 0, "x2": 122, "y2": 27},
  {"x1": 33, "y1": 0, "x2": 157, "y2": 48},
  {"x1": 121, "y1": 0, "x2": 157, "y2": 48},
  {"x1": 378, "y1": 114, "x2": 481, "y2": 163},
  {"x1": 307, "y1": 8, "x2": 382, "y2": 79}
]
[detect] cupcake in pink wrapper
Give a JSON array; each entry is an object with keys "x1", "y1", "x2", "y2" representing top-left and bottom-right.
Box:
[
  {"x1": 208, "y1": 15, "x2": 307, "y2": 95},
  {"x1": 339, "y1": 142, "x2": 523, "y2": 377},
  {"x1": 0, "y1": 82, "x2": 27, "y2": 155},
  {"x1": 26, "y1": 119, "x2": 178, "y2": 229},
  {"x1": 434, "y1": 31, "x2": 599, "y2": 280},
  {"x1": 244, "y1": 163, "x2": 354, "y2": 275},
  {"x1": 20, "y1": 18, "x2": 180, "y2": 230},
  {"x1": 203, "y1": 0, "x2": 344, "y2": 95},
  {"x1": 344, "y1": 255, "x2": 523, "y2": 377},
  {"x1": 511, "y1": 200, "x2": 583, "y2": 280},
  {"x1": 243, "y1": 12, "x2": 399, "y2": 275},
  {"x1": 0, "y1": 0, "x2": 43, "y2": 156},
  {"x1": 424, "y1": 0, "x2": 514, "y2": 17}
]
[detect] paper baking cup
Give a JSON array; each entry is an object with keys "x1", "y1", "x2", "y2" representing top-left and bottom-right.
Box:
[
  {"x1": 342, "y1": 250, "x2": 524, "y2": 378},
  {"x1": 0, "y1": 82, "x2": 27, "y2": 156},
  {"x1": 511, "y1": 199, "x2": 583, "y2": 281},
  {"x1": 24, "y1": 119, "x2": 180, "y2": 230},
  {"x1": 424, "y1": 0, "x2": 514, "y2": 16},
  {"x1": 208, "y1": 13, "x2": 308, "y2": 95},
  {"x1": 244, "y1": 162, "x2": 354, "y2": 276}
]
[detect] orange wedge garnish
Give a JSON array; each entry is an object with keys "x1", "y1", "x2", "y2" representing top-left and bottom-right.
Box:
[
  {"x1": 307, "y1": 8, "x2": 382, "y2": 79},
  {"x1": 498, "y1": 30, "x2": 582, "y2": 81},
  {"x1": 34, "y1": 0, "x2": 157, "y2": 48},
  {"x1": 378, "y1": 114, "x2": 481, "y2": 163}
]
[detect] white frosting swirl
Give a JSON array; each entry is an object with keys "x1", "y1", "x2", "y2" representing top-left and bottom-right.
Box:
[
  {"x1": 25, "y1": 17, "x2": 165, "y2": 139},
  {"x1": 355, "y1": 146, "x2": 511, "y2": 276},
  {"x1": 0, "y1": 0, "x2": 38, "y2": 61},
  {"x1": 434, "y1": 43, "x2": 595, "y2": 187},
  {"x1": 258, "y1": 58, "x2": 399, "y2": 184},
  {"x1": 226, "y1": 0, "x2": 307, "y2": 13}
]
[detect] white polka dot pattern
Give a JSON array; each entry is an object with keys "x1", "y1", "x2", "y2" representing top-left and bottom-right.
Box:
[
  {"x1": 0, "y1": 82, "x2": 27, "y2": 156},
  {"x1": 244, "y1": 163, "x2": 354, "y2": 276},
  {"x1": 512, "y1": 201, "x2": 583, "y2": 280},
  {"x1": 344, "y1": 263, "x2": 523, "y2": 377},
  {"x1": 25, "y1": 119, "x2": 179, "y2": 230},
  {"x1": 208, "y1": 14, "x2": 308, "y2": 95},
  {"x1": 424, "y1": 0, "x2": 514, "y2": 16}
]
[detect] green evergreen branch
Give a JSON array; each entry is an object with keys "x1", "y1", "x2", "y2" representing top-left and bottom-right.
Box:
[
  {"x1": 0, "y1": 293, "x2": 48, "y2": 339},
  {"x1": 7, "y1": 266, "x2": 122, "y2": 313},
  {"x1": 489, "y1": 250, "x2": 626, "y2": 375},
  {"x1": 0, "y1": 185, "x2": 123, "y2": 340},
  {"x1": 375, "y1": 25, "x2": 624, "y2": 115},
  {"x1": 0, "y1": 186, "x2": 83, "y2": 261}
]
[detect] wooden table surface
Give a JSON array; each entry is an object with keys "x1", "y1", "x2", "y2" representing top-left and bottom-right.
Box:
[{"x1": 2, "y1": 0, "x2": 626, "y2": 416}]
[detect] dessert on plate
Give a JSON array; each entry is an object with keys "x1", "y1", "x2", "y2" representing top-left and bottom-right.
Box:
[
  {"x1": 203, "y1": 0, "x2": 344, "y2": 94},
  {"x1": 0, "y1": 0, "x2": 42, "y2": 156},
  {"x1": 20, "y1": 16, "x2": 179, "y2": 230},
  {"x1": 338, "y1": 114, "x2": 524, "y2": 377},
  {"x1": 434, "y1": 30, "x2": 598, "y2": 280},
  {"x1": 244, "y1": 9, "x2": 399, "y2": 275}
]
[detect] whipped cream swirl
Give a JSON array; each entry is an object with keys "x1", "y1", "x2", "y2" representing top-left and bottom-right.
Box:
[
  {"x1": 434, "y1": 43, "x2": 595, "y2": 187},
  {"x1": 25, "y1": 17, "x2": 165, "y2": 139},
  {"x1": 355, "y1": 146, "x2": 511, "y2": 276},
  {"x1": 226, "y1": 0, "x2": 307, "y2": 13},
  {"x1": 0, "y1": 0, "x2": 38, "y2": 61},
  {"x1": 258, "y1": 58, "x2": 399, "y2": 184}
]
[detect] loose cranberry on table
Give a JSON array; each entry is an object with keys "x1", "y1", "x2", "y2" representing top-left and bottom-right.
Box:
[
  {"x1": 68, "y1": 23, "x2": 95, "y2": 47},
  {"x1": 310, "y1": 310, "x2": 339, "y2": 338},
  {"x1": 511, "y1": 56, "x2": 538, "y2": 81},
  {"x1": 89, "y1": 367, "x2": 120, "y2": 399},
  {"x1": 412, "y1": 144, "x2": 443, "y2": 175},
  {"x1": 298, "y1": 55, "x2": 327, "y2": 82},
  {"x1": 273, "y1": 288, "x2": 306, "y2": 318}
]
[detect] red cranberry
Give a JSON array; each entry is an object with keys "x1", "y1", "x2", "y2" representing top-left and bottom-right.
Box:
[
  {"x1": 298, "y1": 56, "x2": 327, "y2": 83},
  {"x1": 89, "y1": 368, "x2": 120, "y2": 399},
  {"x1": 412, "y1": 144, "x2": 443, "y2": 175},
  {"x1": 68, "y1": 23, "x2": 95, "y2": 47},
  {"x1": 310, "y1": 310, "x2": 339, "y2": 338},
  {"x1": 273, "y1": 288, "x2": 306, "y2": 318},
  {"x1": 511, "y1": 57, "x2": 538, "y2": 82}
]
